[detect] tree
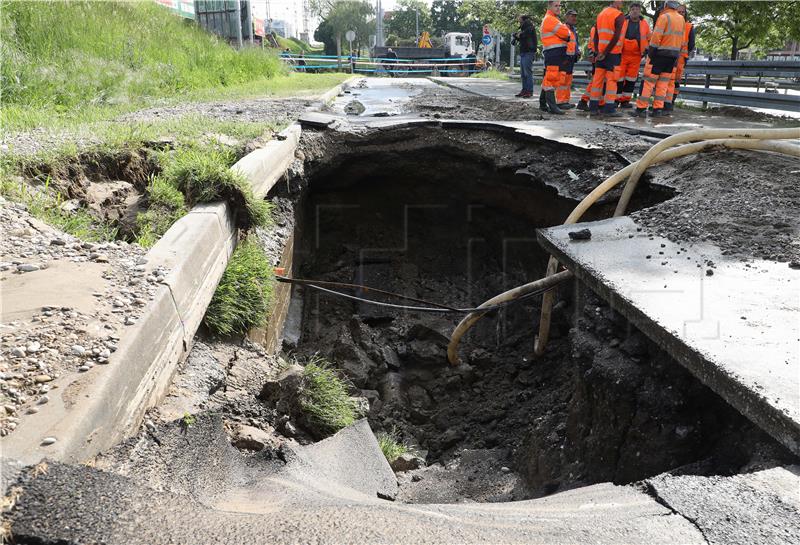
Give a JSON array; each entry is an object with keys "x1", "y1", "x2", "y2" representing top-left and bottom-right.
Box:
[
  {"x1": 430, "y1": 0, "x2": 462, "y2": 36},
  {"x1": 387, "y1": 0, "x2": 432, "y2": 40},
  {"x1": 314, "y1": 0, "x2": 375, "y2": 59},
  {"x1": 690, "y1": 1, "x2": 800, "y2": 87}
]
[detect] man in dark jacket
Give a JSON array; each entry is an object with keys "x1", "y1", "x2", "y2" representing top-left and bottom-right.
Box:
[{"x1": 513, "y1": 15, "x2": 537, "y2": 98}]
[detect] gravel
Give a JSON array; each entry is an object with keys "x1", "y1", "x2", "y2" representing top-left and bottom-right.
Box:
[{"x1": 0, "y1": 198, "x2": 168, "y2": 437}]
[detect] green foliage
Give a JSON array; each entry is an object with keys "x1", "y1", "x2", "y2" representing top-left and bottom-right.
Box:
[
  {"x1": 387, "y1": 0, "x2": 432, "y2": 39},
  {"x1": 376, "y1": 430, "x2": 410, "y2": 463},
  {"x1": 0, "y1": 0, "x2": 285, "y2": 118},
  {"x1": 472, "y1": 68, "x2": 509, "y2": 80},
  {"x1": 204, "y1": 238, "x2": 274, "y2": 337},
  {"x1": 134, "y1": 175, "x2": 187, "y2": 248},
  {"x1": 314, "y1": 0, "x2": 375, "y2": 54},
  {"x1": 0, "y1": 176, "x2": 117, "y2": 242},
  {"x1": 161, "y1": 146, "x2": 270, "y2": 229},
  {"x1": 299, "y1": 356, "x2": 359, "y2": 435},
  {"x1": 182, "y1": 412, "x2": 197, "y2": 428}
]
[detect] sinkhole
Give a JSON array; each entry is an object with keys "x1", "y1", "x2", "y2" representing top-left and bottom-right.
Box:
[{"x1": 275, "y1": 126, "x2": 791, "y2": 504}]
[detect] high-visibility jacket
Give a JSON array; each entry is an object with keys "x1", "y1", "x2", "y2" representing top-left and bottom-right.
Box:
[
  {"x1": 621, "y1": 17, "x2": 650, "y2": 56},
  {"x1": 566, "y1": 25, "x2": 577, "y2": 56},
  {"x1": 540, "y1": 9, "x2": 570, "y2": 52},
  {"x1": 650, "y1": 7, "x2": 685, "y2": 58},
  {"x1": 596, "y1": 5, "x2": 623, "y2": 54},
  {"x1": 680, "y1": 21, "x2": 693, "y2": 58},
  {"x1": 587, "y1": 25, "x2": 597, "y2": 55}
]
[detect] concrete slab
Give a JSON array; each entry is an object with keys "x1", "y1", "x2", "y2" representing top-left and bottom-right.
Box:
[
  {"x1": 646, "y1": 465, "x2": 800, "y2": 545},
  {"x1": 232, "y1": 124, "x2": 300, "y2": 199},
  {"x1": 537, "y1": 217, "x2": 800, "y2": 455}
]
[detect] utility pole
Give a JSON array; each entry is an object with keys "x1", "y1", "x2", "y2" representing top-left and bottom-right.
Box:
[
  {"x1": 234, "y1": 0, "x2": 243, "y2": 48},
  {"x1": 415, "y1": 9, "x2": 419, "y2": 45},
  {"x1": 376, "y1": 0, "x2": 384, "y2": 46}
]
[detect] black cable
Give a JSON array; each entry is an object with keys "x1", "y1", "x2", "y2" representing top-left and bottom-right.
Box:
[{"x1": 275, "y1": 275, "x2": 567, "y2": 314}]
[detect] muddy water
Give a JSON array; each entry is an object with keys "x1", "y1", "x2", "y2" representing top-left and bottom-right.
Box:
[{"x1": 284, "y1": 136, "x2": 792, "y2": 503}]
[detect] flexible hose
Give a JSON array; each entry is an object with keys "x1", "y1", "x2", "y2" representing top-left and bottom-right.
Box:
[
  {"x1": 613, "y1": 127, "x2": 800, "y2": 217},
  {"x1": 446, "y1": 130, "x2": 799, "y2": 364},
  {"x1": 447, "y1": 270, "x2": 572, "y2": 365}
]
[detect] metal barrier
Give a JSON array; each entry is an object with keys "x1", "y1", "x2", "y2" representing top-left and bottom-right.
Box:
[
  {"x1": 281, "y1": 54, "x2": 482, "y2": 76},
  {"x1": 514, "y1": 60, "x2": 800, "y2": 112}
]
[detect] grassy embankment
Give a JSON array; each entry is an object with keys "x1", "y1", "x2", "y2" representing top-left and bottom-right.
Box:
[{"x1": 0, "y1": 0, "x2": 347, "y2": 246}]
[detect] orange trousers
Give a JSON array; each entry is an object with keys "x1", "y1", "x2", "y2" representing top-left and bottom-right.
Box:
[
  {"x1": 581, "y1": 67, "x2": 605, "y2": 106},
  {"x1": 667, "y1": 56, "x2": 687, "y2": 104},
  {"x1": 616, "y1": 53, "x2": 642, "y2": 103},
  {"x1": 636, "y1": 60, "x2": 674, "y2": 110},
  {"x1": 589, "y1": 66, "x2": 617, "y2": 105},
  {"x1": 542, "y1": 65, "x2": 561, "y2": 92},
  {"x1": 557, "y1": 72, "x2": 573, "y2": 103}
]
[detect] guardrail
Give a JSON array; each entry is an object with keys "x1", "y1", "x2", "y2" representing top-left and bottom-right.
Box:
[
  {"x1": 512, "y1": 60, "x2": 800, "y2": 112},
  {"x1": 280, "y1": 54, "x2": 482, "y2": 75}
]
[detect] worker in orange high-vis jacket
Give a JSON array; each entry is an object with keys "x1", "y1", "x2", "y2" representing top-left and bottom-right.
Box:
[
  {"x1": 615, "y1": 2, "x2": 650, "y2": 108},
  {"x1": 588, "y1": 0, "x2": 626, "y2": 117},
  {"x1": 577, "y1": 24, "x2": 597, "y2": 111},
  {"x1": 539, "y1": 0, "x2": 571, "y2": 115},
  {"x1": 664, "y1": 3, "x2": 694, "y2": 114},
  {"x1": 632, "y1": 1, "x2": 685, "y2": 118},
  {"x1": 556, "y1": 9, "x2": 580, "y2": 109}
]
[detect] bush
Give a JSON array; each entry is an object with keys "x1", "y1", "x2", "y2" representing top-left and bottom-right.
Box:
[
  {"x1": 299, "y1": 356, "x2": 359, "y2": 436},
  {"x1": 161, "y1": 146, "x2": 271, "y2": 229},
  {"x1": 203, "y1": 238, "x2": 274, "y2": 336}
]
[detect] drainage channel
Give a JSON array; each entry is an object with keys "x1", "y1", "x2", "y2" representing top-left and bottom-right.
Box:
[{"x1": 269, "y1": 125, "x2": 794, "y2": 503}]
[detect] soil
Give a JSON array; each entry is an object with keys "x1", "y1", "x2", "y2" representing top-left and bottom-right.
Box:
[{"x1": 636, "y1": 149, "x2": 800, "y2": 263}]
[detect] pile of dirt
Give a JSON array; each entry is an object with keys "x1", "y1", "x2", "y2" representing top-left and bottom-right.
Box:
[{"x1": 637, "y1": 149, "x2": 800, "y2": 263}]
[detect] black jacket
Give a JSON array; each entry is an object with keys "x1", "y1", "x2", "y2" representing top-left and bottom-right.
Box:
[{"x1": 518, "y1": 20, "x2": 537, "y2": 53}]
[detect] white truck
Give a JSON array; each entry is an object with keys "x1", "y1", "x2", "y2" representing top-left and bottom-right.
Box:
[{"x1": 373, "y1": 32, "x2": 481, "y2": 76}]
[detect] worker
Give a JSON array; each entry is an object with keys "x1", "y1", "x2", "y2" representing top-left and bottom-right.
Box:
[
  {"x1": 383, "y1": 47, "x2": 398, "y2": 78},
  {"x1": 588, "y1": 0, "x2": 626, "y2": 117},
  {"x1": 615, "y1": 2, "x2": 651, "y2": 108},
  {"x1": 631, "y1": 1, "x2": 685, "y2": 117},
  {"x1": 664, "y1": 3, "x2": 695, "y2": 114},
  {"x1": 514, "y1": 14, "x2": 538, "y2": 98},
  {"x1": 556, "y1": 9, "x2": 581, "y2": 109},
  {"x1": 576, "y1": 24, "x2": 597, "y2": 111},
  {"x1": 539, "y1": 0, "x2": 571, "y2": 114}
]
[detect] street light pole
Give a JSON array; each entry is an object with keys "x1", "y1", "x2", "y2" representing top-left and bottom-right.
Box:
[
  {"x1": 415, "y1": 9, "x2": 419, "y2": 45},
  {"x1": 376, "y1": 0, "x2": 384, "y2": 46}
]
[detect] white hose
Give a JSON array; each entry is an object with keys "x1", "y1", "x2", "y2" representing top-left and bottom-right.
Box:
[{"x1": 446, "y1": 129, "x2": 799, "y2": 364}]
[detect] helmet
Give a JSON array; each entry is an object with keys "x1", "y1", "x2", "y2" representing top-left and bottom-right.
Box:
[{"x1": 664, "y1": 1, "x2": 681, "y2": 8}]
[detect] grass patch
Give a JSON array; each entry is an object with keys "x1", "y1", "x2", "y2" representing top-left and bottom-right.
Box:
[
  {"x1": 299, "y1": 356, "x2": 359, "y2": 436},
  {"x1": 134, "y1": 175, "x2": 188, "y2": 248},
  {"x1": 376, "y1": 429, "x2": 410, "y2": 464},
  {"x1": 472, "y1": 69, "x2": 510, "y2": 80},
  {"x1": 161, "y1": 146, "x2": 270, "y2": 228},
  {"x1": 204, "y1": 238, "x2": 274, "y2": 336},
  {"x1": 0, "y1": 176, "x2": 117, "y2": 242}
]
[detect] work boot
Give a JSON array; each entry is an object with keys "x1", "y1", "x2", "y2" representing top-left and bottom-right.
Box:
[
  {"x1": 662, "y1": 102, "x2": 674, "y2": 116},
  {"x1": 629, "y1": 107, "x2": 647, "y2": 118},
  {"x1": 557, "y1": 103, "x2": 576, "y2": 110},
  {"x1": 602, "y1": 104, "x2": 622, "y2": 117},
  {"x1": 576, "y1": 99, "x2": 589, "y2": 111},
  {"x1": 651, "y1": 108, "x2": 665, "y2": 118},
  {"x1": 545, "y1": 90, "x2": 565, "y2": 114},
  {"x1": 619, "y1": 101, "x2": 633, "y2": 109},
  {"x1": 515, "y1": 90, "x2": 525, "y2": 97},
  {"x1": 520, "y1": 91, "x2": 532, "y2": 99},
  {"x1": 539, "y1": 90, "x2": 548, "y2": 112}
]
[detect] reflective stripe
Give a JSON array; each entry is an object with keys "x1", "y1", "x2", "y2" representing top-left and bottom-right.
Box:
[
  {"x1": 598, "y1": 39, "x2": 610, "y2": 44},
  {"x1": 598, "y1": 28, "x2": 614, "y2": 35},
  {"x1": 543, "y1": 44, "x2": 567, "y2": 50},
  {"x1": 654, "y1": 95, "x2": 666, "y2": 100}
]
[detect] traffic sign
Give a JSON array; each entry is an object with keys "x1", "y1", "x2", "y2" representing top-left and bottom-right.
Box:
[
  {"x1": 345, "y1": 30, "x2": 356, "y2": 42},
  {"x1": 482, "y1": 34, "x2": 492, "y2": 45},
  {"x1": 483, "y1": 24, "x2": 490, "y2": 35}
]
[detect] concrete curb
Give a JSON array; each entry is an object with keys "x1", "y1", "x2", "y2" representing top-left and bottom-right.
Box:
[{"x1": 2, "y1": 120, "x2": 306, "y2": 465}]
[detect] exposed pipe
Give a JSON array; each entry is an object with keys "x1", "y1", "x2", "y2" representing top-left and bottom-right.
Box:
[
  {"x1": 445, "y1": 131, "x2": 800, "y2": 364},
  {"x1": 447, "y1": 270, "x2": 573, "y2": 365}
]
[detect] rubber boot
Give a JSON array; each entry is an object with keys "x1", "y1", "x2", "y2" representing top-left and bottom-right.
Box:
[
  {"x1": 539, "y1": 90, "x2": 548, "y2": 112},
  {"x1": 651, "y1": 108, "x2": 665, "y2": 118},
  {"x1": 662, "y1": 102, "x2": 674, "y2": 116},
  {"x1": 619, "y1": 101, "x2": 633, "y2": 109},
  {"x1": 576, "y1": 99, "x2": 589, "y2": 111},
  {"x1": 557, "y1": 102, "x2": 576, "y2": 110},
  {"x1": 629, "y1": 107, "x2": 647, "y2": 118},
  {"x1": 545, "y1": 91, "x2": 565, "y2": 115}
]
